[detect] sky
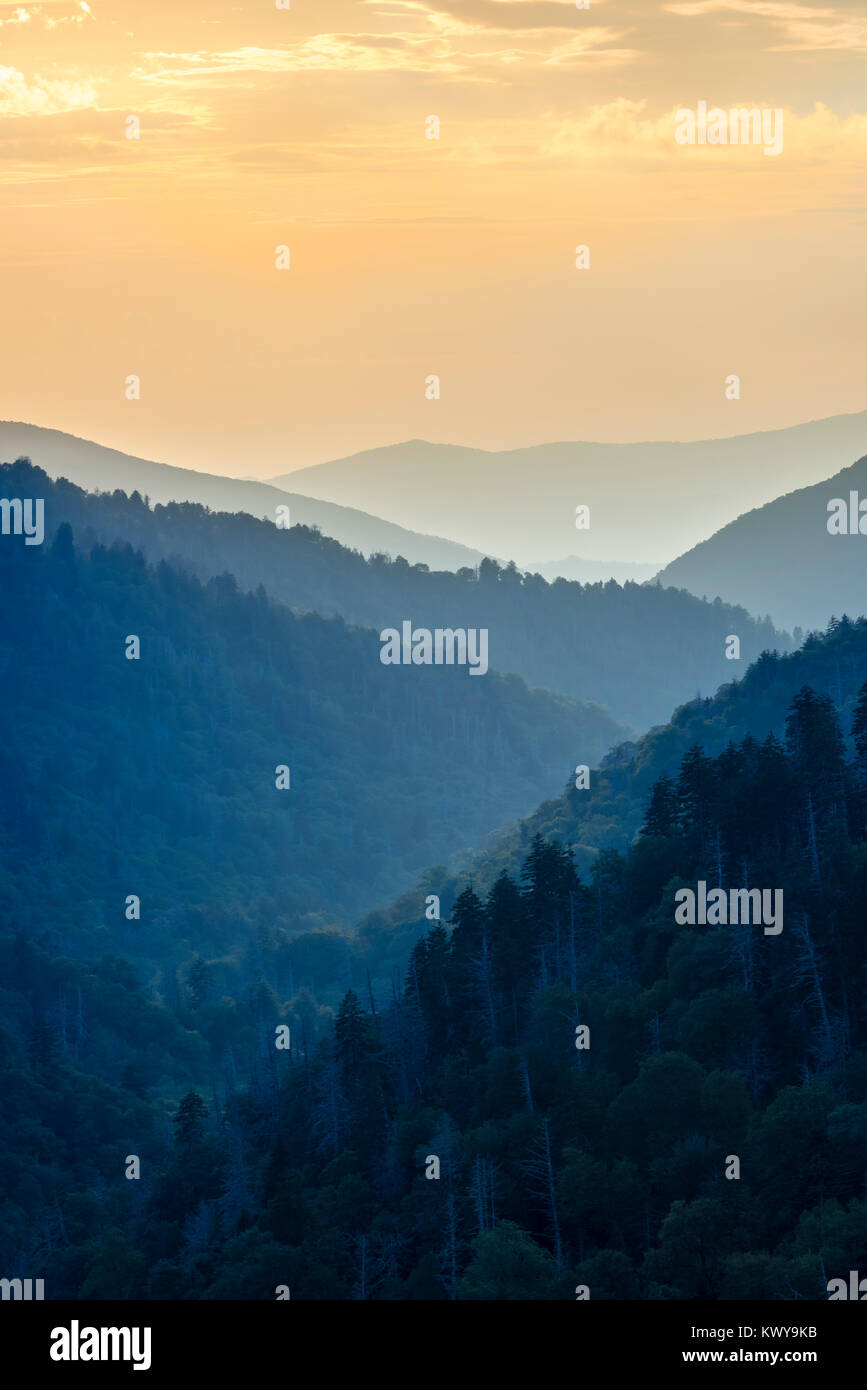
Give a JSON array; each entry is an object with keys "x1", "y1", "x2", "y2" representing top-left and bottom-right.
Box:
[{"x1": 0, "y1": 0, "x2": 865, "y2": 476}]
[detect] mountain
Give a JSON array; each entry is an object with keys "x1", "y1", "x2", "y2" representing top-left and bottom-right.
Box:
[
  {"x1": 0, "y1": 514, "x2": 626, "y2": 960},
  {"x1": 0, "y1": 421, "x2": 485, "y2": 572},
  {"x1": 288, "y1": 645, "x2": 865, "y2": 1302},
  {"x1": 653, "y1": 455, "x2": 867, "y2": 634},
  {"x1": 355, "y1": 614, "x2": 867, "y2": 962},
  {"x1": 8, "y1": 460, "x2": 790, "y2": 729},
  {"x1": 270, "y1": 411, "x2": 867, "y2": 568},
  {"x1": 6, "y1": 460, "x2": 791, "y2": 731},
  {"x1": 6, "y1": 598, "x2": 867, "y2": 1299}
]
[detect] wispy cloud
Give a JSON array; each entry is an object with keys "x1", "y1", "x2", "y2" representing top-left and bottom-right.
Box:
[
  {"x1": 133, "y1": 40, "x2": 464, "y2": 81},
  {"x1": 131, "y1": 21, "x2": 636, "y2": 87},
  {"x1": 0, "y1": 1, "x2": 93, "y2": 28},
  {"x1": 664, "y1": 0, "x2": 867, "y2": 52},
  {"x1": 545, "y1": 97, "x2": 867, "y2": 163},
  {"x1": 0, "y1": 64, "x2": 98, "y2": 114},
  {"x1": 366, "y1": 0, "x2": 613, "y2": 34}
]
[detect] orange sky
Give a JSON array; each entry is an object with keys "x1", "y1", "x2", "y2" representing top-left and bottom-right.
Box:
[{"x1": 0, "y1": 0, "x2": 865, "y2": 475}]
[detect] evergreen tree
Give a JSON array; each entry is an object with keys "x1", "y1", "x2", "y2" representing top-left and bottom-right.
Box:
[
  {"x1": 676, "y1": 744, "x2": 716, "y2": 851},
  {"x1": 641, "y1": 776, "x2": 678, "y2": 838},
  {"x1": 851, "y1": 681, "x2": 867, "y2": 770},
  {"x1": 334, "y1": 990, "x2": 376, "y2": 1077},
  {"x1": 174, "y1": 1091, "x2": 208, "y2": 1147}
]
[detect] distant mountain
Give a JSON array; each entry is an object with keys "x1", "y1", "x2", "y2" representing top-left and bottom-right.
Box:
[
  {"x1": 5, "y1": 460, "x2": 792, "y2": 731},
  {"x1": 0, "y1": 421, "x2": 485, "y2": 572},
  {"x1": 270, "y1": 411, "x2": 867, "y2": 567},
  {"x1": 654, "y1": 455, "x2": 867, "y2": 633}
]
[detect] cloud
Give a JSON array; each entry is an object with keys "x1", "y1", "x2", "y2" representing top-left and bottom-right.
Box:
[
  {"x1": 132, "y1": 20, "x2": 635, "y2": 87},
  {"x1": 366, "y1": 0, "x2": 611, "y2": 34},
  {"x1": 46, "y1": 1, "x2": 94, "y2": 28},
  {"x1": 133, "y1": 40, "x2": 463, "y2": 81},
  {"x1": 544, "y1": 97, "x2": 867, "y2": 164},
  {"x1": 664, "y1": 0, "x2": 867, "y2": 52},
  {"x1": 0, "y1": 1, "x2": 94, "y2": 27},
  {"x1": 0, "y1": 65, "x2": 98, "y2": 114}
]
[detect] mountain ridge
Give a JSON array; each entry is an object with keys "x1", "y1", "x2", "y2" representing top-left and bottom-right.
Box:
[
  {"x1": 268, "y1": 410, "x2": 867, "y2": 567},
  {"x1": 353, "y1": 614, "x2": 867, "y2": 963},
  {"x1": 654, "y1": 454, "x2": 867, "y2": 632},
  {"x1": 4, "y1": 459, "x2": 792, "y2": 731},
  {"x1": 0, "y1": 420, "x2": 486, "y2": 572}
]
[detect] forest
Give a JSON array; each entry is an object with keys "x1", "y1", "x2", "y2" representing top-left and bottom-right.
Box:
[
  {"x1": 2, "y1": 0, "x2": 863, "y2": 1318},
  {"x1": 2, "y1": 459, "x2": 865, "y2": 1301},
  {"x1": 2, "y1": 619, "x2": 866, "y2": 1295},
  {"x1": 0, "y1": 513, "x2": 623, "y2": 956},
  {"x1": 0, "y1": 459, "x2": 791, "y2": 730}
]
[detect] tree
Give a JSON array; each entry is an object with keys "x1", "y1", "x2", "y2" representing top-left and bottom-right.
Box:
[
  {"x1": 676, "y1": 744, "x2": 716, "y2": 851},
  {"x1": 644, "y1": 1196, "x2": 752, "y2": 1300},
  {"x1": 334, "y1": 990, "x2": 375, "y2": 1077},
  {"x1": 173, "y1": 1091, "x2": 208, "y2": 1147},
  {"x1": 447, "y1": 887, "x2": 485, "y2": 1029},
  {"x1": 641, "y1": 776, "x2": 678, "y2": 838},
  {"x1": 405, "y1": 923, "x2": 450, "y2": 1059},
  {"x1": 472, "y1": 871, "x2": 530, "y2": 1045},
  {"x1": 457, "y1": 1221, "x2": 558, "y2": 1300},
  {"x1": 522, "y1": 1117, "x2": 563, "y2": 1273},
  {"x1": 785, "y1": 685, "x2": 846, "y2": 822}
]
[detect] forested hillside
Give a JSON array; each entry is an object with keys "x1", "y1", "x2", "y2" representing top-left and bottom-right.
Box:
[
  {"x1": 0, "y1": 519, "x2": 624, "y2": 959},
  {"x1": 5, "y1": 651, "x2": 867, "y2": 1297},
  {"x1": 4, "y1": 467, "x2": 865, "y2": 1302},
  {"x1": 2, "y1": 460, "x2": 790, "y2": 730},
  {"x1": 0, "y1": 422, "x2": 484, "y2": 571},
  {"x1": 655, "y1": 454, "x2": 867, "y2": 632},
  {"x1": 356, "y1": 616, "x2": 867, "y2": 971}
]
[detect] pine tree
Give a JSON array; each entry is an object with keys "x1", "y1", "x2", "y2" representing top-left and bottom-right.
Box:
[
  {"x1": 446, "y1": 885, "x2": 486, "y2": 1045},
  {"x1": 676, "y1": 744, "x2": 716, "y2": 850},
  {"x1": 785, "y1": 685, "x2": 846, "y2": 819},
  {"x1": 641, "y1": 776, "x2": 678, "y2": 838},
  {"x1": 173, "y1": 1091, "x2": 208, "y2": 1147},
  {"x1": 486, "y1": 870, "x2": 529, "y2": 1040},
  {"x1": 851, "y1": 682, "x2": 867, "y2": 771},
  {"x1": 334, "y1": 990, "x2": 375, "y2": 1076},
  {"x1": 448, "y1": 886, "x2": 485, "y2": 976},
  {"x1": 409, "y1": 922, "x2": 451, "y2": 1059}
]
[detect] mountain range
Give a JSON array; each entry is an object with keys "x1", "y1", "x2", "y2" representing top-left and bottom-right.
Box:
[
  {"x1": 351, "y1": 612, "x2": 867, "y2": 995},
  {"x1": 4, "y1": 459, "x2": 790, "y2": 731},
  {"x1": 3, "y1": 548, "x2": 865, "y2": 1300},
  {"x1": 0, "y1": 514, "x2": 624, "y2": 949},
  {"x1": 269, "y1": 411, "x2": 867, "y2": 568},
  {"x1": 0, "y1": 421, "x2": 485, "y2": 573}
]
